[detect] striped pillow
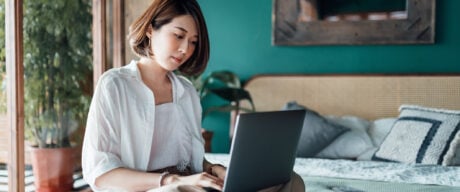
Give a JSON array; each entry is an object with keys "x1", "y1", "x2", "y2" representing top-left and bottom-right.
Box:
[{"x1": 373, "y1": 105, "x2": 460, "y2": 166}]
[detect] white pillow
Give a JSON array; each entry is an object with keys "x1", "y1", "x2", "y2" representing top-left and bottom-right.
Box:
[
  {"x1": 368, "y1": 118, "x2": 397, "y2": 146},
  {"x1": 326, "y1": 115, "x2": 371, "y2": 131},
  {"x1": 452, "y1": 146, "x2": 460, "y2": 166},
  {"x1": 373, "y1": 105, "x2": 460, "y2": 166},
  {"x1": 357, "y1": 147, "x2": 378, "y2": 161},
  {"x1": 316, "y1": 115, "x2": 374, "y2": 159}
]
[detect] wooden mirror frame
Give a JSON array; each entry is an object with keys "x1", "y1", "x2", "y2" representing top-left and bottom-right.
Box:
[{"x1": 272, "y1": 0, "x2": 436, "y2": 45}]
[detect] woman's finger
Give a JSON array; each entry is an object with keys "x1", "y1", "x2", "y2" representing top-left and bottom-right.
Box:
[
  {"x1": 197, "y1": 174, "x2": 224, "y2": 190},
  {"x1": 200, "y1": 173, "x2": 224, "y2": 184},
  {"x1": 198, "y1": 180, "x2": 223, "y2": 191}
]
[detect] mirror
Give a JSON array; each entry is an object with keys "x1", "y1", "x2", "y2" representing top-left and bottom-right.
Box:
[{"x1": 272, "y1": 0, "x2": 436, "y2": 45}]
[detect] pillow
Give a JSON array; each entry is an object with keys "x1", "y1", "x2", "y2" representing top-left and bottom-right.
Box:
[
  {"x1": 452, "y1": 145, "x2": 460, "y2": 165},
  {"x1": 282, "y1": 101, "x2": 349, "y2": 157},
  {"x1": 357, "y1": 147, "x2": 378, "y2": 161},
  {"x1": 368, "y1": 118, "x2": 397, "y2": 146},
  {"x1": 356, "y1": 118, "x2": 396, "y2": 161},
  {"x1": 315, "y1": 115, "x2": 374, "y2": 159},
  {"x1": 373, "y1": 105, "x2": 460, "y2": 166}
]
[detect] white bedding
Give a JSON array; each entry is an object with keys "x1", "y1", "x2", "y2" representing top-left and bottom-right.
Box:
[{"x1": 205, "y1": 153, "x2": 460, "y2": 187}]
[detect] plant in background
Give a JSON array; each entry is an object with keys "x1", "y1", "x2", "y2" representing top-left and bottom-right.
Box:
[
  {"x1": 178, "y1": 70, "x2": 255, "y2": 122},
  {"x1": 199, "y1": 71, "x2": 255, "y2": 118},
  {"x1": 197, "y1": 70, "x2": 255, "y2": 141},
  {"x1": 0, "y1": 0, "x2": 7, "y2": 113},
  {"x1": 23, "y1": 0, "x2": 92, "y2": 148}
]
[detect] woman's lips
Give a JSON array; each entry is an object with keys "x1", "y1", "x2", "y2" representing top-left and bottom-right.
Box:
[{"x1": 172, "y1": 56, "x2": 182, "y2": 63}]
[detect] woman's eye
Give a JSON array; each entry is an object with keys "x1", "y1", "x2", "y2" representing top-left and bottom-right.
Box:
[
  {"x1": 191, "y1": 41, "x2": 197, "y2": 46},
  {"x1": 175, "y1": 34, "x2": 184, "y2": 39}
]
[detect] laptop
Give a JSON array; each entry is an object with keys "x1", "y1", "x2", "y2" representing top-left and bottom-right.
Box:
[{"x1": 221, "y1": 110, "x2": 306, "y2": 192}]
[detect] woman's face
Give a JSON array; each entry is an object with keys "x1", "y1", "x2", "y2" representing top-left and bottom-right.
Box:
[{"x1": 149, "y1": 15, "x2": 198, "y2": 71}]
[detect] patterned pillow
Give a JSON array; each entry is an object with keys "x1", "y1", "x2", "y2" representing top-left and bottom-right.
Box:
[{"x1": 373, "y1": 105, "x2": 460, "y2": 166}]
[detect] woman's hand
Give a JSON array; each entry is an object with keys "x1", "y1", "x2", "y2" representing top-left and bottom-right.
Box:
[
  {"x1": 209, "y1": 165, "x2": 226, "y2": 181},
  {"x1": 163, "y1": 172, "x2": 224, "y2": 191}
]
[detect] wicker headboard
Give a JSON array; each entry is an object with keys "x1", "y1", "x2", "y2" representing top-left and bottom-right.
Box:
[{"x1": 241, "y1": 75, "x2": 460, "y2": 120}]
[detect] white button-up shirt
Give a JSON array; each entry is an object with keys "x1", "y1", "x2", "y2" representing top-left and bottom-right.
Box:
[{"x1": 82, "y1": 61, "x2": 205, "y2": 191}]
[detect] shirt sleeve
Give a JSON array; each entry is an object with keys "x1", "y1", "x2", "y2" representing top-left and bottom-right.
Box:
[
  {"x1": 180, "y1": 76, "x2": 205, "y2": 145},
  {"x1": 82, "y1": 74, "x2": 125, "y2": 190},
  {"x1": 178, "y1": 76, "x2": 206, "y2": 172}
]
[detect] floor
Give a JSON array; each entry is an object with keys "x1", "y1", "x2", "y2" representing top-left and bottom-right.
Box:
[
  {"x1": 0, "y1": 114, "x2": 91, "y2": 191},
  {"x1": 0, "y1": 164, "x2": 91, "y2": 192}
]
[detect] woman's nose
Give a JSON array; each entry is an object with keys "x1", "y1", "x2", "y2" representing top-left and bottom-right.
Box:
[{"x1": 178, "y1": 41, "x2": 189, "y2": 54}]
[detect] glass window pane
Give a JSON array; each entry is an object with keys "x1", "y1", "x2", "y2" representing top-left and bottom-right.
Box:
[
  {"x1": 0, "y1": 0, "x2": 8, "y2": 190},
  {"x1": 22, "y1": 0, "x2": 92, "y2": 191}
]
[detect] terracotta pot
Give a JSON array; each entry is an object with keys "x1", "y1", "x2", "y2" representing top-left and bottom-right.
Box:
[
  {"x1": 30, "y1": 147, "x2": 77, "y2": 192},
  {"x1": 201, "y1": 129, "x2": 214, "y2": 152}
]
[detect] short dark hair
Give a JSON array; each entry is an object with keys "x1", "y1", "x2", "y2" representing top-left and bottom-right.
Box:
[{"x1": 128, "y1": 0, "x2": 209, "y2": 76}]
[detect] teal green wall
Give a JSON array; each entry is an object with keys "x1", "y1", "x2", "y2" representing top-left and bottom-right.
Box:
[{"x1": 198, "y1": 0, "x2": 460, "y2": 153}]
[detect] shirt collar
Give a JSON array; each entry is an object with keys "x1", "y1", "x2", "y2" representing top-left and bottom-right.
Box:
[{"x1": 119, "y1": 60, "x2": 186, "y2": 99}]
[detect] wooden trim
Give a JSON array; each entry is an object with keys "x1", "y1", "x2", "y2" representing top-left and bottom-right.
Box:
[
  {"x1": 92, "y1": 0, "x2": 107, "y2": 88},
  {"x1": 113, "y1": 0, "x2": 125, "y2": 68},
  {"x1": 5, "y1": 0, "x2": 25, "y2": 191},
  {"x1": 272, "y1": 0, "x2": 436, "y2": 45}
]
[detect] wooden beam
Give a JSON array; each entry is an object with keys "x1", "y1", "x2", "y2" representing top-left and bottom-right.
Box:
[
  {"x1": 92, "y1": 0, "x2": 107, "y2": 88},
  {"x1": 113, "y1": 0, "x2": 125, "y2": 68},
  {"x1": 5, "y1": 0, "x2": 25, "y2": 191}
]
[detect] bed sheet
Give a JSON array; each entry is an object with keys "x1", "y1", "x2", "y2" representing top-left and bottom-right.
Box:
[
  {"x1": 205, "y1": 153, "x2": 460, "y2": 192},
  {"x1": 303, "y1": 176, "x2": 460, "y2": 192}
]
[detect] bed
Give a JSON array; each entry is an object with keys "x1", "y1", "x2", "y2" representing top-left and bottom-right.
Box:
[{"x1": 206, "y1": 75, "x2": 460, "y2": 192}]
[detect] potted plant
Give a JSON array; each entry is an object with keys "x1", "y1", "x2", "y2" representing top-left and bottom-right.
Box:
[
  {"x1": 177, "y1": 70, "x2": 255, "y2": 150},
  {"x1": 0, "y1": 0, "x2": 6, "y2": 114},
  {"x1": 22, "y1": 0, "x2": 92, "y2": 191},
  {"x1": 198, "y1": 71, "x2": 255, "y2": 141}
]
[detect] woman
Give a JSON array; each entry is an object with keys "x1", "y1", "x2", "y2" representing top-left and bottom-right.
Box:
[{"x1": 82, "y1": 0, "x2": 303, "y2": 191}]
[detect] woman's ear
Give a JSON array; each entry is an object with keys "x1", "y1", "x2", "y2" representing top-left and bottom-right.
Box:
[
  {"x1": 146, "y1": 25, "x2": 154, "y2": 38},
  {"x1": 146, "y1": 25, "x2": 155, "y2": 56}
]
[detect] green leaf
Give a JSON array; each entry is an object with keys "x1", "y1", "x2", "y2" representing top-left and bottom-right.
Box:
[
  {"x1": 20, "y1": 0, "x2": 93, "y2": 148},
  {"x1": 209, "y1": 88, "x2": 252, "y2": 103},
  {"x1": 200, "y1": 70, "x2": 241, "y2": 98}
]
